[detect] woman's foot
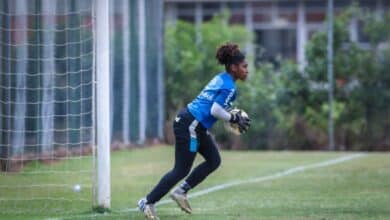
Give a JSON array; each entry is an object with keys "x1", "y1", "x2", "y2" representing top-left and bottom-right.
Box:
[
  {"x1": 170, "y1": 188, "x2": 192, "y2": 214},
  {"x1": 138, "y1": 198, "x2": 159, "y2": 220}
]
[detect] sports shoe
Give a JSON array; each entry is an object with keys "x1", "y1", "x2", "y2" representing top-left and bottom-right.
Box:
[
  {"x1": 138, "y1": 198, "x2": 159, "y2": 220},
  {"x1": 170, "y1": 187, "x2": 192, "y2": 214}
]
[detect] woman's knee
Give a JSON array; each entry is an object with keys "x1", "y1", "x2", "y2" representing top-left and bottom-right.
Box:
[
  {"x1": 209, "y1": 154, "x2": 221, "y2": 171},
  {"x1": 172, "y1": 166, "x2": 191, "y2": 180}
]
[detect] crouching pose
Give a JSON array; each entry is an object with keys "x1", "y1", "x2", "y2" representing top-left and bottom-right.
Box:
[{"x1": 138, "y1": 43, "x2": 250, "y2": 220}]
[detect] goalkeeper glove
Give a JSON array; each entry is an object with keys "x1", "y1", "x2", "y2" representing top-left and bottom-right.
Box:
[{"x1": 229, "y1": 110, "x2": 251, "y2": 133}]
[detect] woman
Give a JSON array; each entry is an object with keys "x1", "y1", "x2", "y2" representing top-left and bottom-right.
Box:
[{"x1": 138, "y1": 43, "x2": 250, "y2": 220}]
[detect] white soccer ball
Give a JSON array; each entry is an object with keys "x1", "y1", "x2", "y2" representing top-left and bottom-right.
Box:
[
  {"x1": 224, "y1": 108, "x2": 249, "y2": 135},
  {"x1": 73, "y1": 184, "x2": 81, "y2": 192}
]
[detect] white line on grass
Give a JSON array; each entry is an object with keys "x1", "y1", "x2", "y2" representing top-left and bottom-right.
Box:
[{"x1": 48, "y1": 153, "x2": 366, "y2": 220}]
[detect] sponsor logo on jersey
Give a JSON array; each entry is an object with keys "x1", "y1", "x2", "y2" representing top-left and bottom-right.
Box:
[{"x1": 224, "y1": 89, "x2": 235, "y2": 107}]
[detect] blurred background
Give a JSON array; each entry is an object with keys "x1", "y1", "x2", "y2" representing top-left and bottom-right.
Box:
[
  {"x1": 0, "y1": 0, "x2": 389, "y2": 171},
  {"x1": 162, "y1": 0, "x2": 389, "y2": 152}
]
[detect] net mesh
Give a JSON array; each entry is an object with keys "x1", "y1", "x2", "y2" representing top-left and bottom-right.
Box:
[{"x1": 0, "y1": 0, "x2": 95, "y2": 214}]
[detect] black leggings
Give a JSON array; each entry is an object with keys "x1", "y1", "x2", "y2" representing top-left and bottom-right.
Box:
[{"x1": 146, "y1": 108, "x2": 221, "y2": 204}]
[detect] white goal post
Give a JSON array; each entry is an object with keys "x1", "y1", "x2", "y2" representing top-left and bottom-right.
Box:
[{"x1": 94, "y1": 0, "x2": 111, "y2": 211}]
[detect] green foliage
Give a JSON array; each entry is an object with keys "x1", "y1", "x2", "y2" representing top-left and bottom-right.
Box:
[
  {"x1": 240, "y1": 6, "x2": 390, "y2": 150},
  {"x1": 234, "y1": 63, "x2": 284, "y2": 149},
  {"x1": 165, "y1": 21, "x2": 204, "y2": 112},
  {"x1": 363, "y1": 13, "x2": 390, "y2": 45},
  {"x1": 284, "y1": 7, "x2": 390, "y2": 150}
]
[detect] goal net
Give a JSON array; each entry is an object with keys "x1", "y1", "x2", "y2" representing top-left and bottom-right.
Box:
[{"x1": 0, "y1": 0, "x2": 96, "y2": 215}]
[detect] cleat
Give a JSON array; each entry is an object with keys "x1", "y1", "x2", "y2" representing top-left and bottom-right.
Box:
[
  {"x1": 170, "y1": 188, "x2": 192, "y2": 214},
  {"x1": 138, "y1": 198, "x2": 159, "y2": 220}
]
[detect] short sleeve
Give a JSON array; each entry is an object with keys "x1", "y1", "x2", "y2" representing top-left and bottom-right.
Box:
[{"x1": 214, "y1": 89, "x2": 235, "y2": 108}]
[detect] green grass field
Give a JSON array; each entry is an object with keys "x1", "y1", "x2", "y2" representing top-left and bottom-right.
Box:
[{"x1": 1, "y1": 146, "x2": 389, "y2": 220}]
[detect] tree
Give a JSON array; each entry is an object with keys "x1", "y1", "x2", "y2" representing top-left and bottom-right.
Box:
[{"x1": 282, "y1": 7, "x2": 390, "y2": 150}]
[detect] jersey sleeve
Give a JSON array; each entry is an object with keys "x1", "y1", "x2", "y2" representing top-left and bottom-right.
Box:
[{"x1": 214, "y1": 89, "x2": 235, "y2": 109}]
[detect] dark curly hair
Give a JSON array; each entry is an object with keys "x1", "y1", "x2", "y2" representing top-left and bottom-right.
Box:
[{"x1": 215, "y1": 43, "x2": 245, "y2": 70}]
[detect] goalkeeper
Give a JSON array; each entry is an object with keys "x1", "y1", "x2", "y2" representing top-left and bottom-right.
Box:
[{"x1": 138, "y1": 43, "x2": 250, "y2": 220}]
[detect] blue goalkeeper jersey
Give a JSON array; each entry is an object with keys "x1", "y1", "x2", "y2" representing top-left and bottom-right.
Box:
[{"x1": 187, "y1": 72, "x2": 236, "y2": 129}]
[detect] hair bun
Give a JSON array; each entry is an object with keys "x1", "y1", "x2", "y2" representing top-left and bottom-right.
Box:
[{"x1": 215, "y1": 43, "x2": 244, "y2": 66}]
